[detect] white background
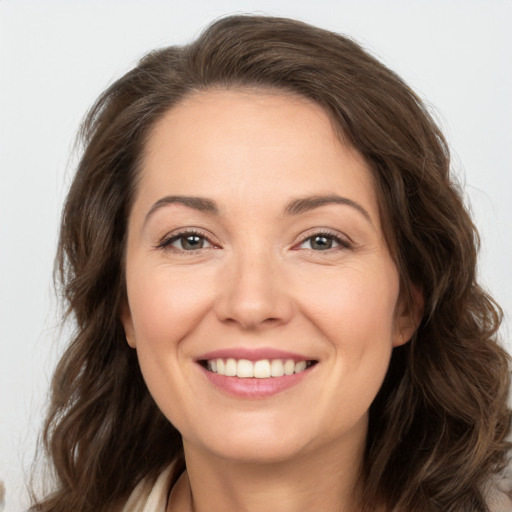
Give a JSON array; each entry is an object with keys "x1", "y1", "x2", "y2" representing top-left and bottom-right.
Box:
[{"x1": 1, "y1": 1, "x2": 511, "y2": 510}]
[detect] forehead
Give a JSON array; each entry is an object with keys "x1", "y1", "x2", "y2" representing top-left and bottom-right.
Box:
[
  {"x1": 145, "y1": 87, "x2": 342, "y2": 157},
  {"x1": 137, "y1": 88, "x2": 379, "y2": 222}
]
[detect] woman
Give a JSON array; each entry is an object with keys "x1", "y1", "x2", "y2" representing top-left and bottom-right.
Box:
[{"x1": 32, "y1": 15, "x2": 510, "y2": 512}]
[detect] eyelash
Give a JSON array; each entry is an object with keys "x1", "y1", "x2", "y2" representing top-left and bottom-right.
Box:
[
  {"x1": 156, "y1": 229, "x2": 352, "y2": 254},
  {"x1": 156, "y1": 229, "x2": 216, "y2": 254},
  {"x1": 294, "y1": 229, "x2": 352, "y2": 252}
]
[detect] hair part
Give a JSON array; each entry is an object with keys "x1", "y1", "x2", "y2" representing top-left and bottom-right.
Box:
[{"x1": 32, "y1": 15, "x2": 510, "y2": 512}]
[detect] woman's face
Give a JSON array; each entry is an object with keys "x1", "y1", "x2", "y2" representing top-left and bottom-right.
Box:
[{"x1": 122, "y1": 89, "x2": 414, "y2": 464}]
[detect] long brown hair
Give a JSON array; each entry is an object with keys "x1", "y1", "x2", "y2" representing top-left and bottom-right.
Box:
[{"x1": 32, "y1": 15, "x2": 510, "y2": 512}]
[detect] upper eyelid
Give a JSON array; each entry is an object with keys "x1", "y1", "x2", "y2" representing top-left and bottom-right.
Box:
[
  {"x1": 156, "y1": 228, "x2": 217, "y2": 248},
  {"x1": 295, "y1": 228, "x2": 352, "y2": 245},
  {"x1": 154, "y1": 227, "x2": 352, "y2": 249}
]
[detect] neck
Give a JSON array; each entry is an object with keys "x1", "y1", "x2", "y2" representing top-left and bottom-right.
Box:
[{"x1": 168, "y1": 428, "x2": 367, "y2": 512}]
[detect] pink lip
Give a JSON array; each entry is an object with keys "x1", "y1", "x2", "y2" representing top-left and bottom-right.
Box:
[
  {"x1": 198, "y1": 364, "x2": 314, "y2": 399},
  {"x1": 196, "y1": 347, "x2": 311, "y2": 362}
]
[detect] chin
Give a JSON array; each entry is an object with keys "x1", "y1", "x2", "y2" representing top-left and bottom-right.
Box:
[
  {"x1": 183, "y1": 412, "x2": 329, "y2": 465},
  {"x1": 201, "y1": 436, "x2": 309, "y2": 465}
]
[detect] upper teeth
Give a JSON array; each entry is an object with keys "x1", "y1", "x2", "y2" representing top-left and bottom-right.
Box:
[{"x1": 207, "y1": 358, "x2": 310, "y2": 378}]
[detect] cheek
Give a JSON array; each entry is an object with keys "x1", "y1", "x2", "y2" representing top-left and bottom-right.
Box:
[
  {"x1": 127, "y1": 264, "x2": 215, "y2": 346},
  {"x1": 125, "y1": 266, "x2": 216, "y2": 426},
  {"x1": 295, "y1": 261, "x2": 398, "y2": 404},
  {"x1": 298, "y1": 261, "x2": 399, "y2": 344}
]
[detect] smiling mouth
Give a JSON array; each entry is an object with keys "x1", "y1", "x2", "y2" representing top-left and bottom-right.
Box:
[{"x1": 199, "y1": 358, "x2": 317, "y2": 378}]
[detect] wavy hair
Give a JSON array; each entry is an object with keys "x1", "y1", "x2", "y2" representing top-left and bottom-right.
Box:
[{"x1": 32, "y1": 15, "x2": 510, "y2": 512}]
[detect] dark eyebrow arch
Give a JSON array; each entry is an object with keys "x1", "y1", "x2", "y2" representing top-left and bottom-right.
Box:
[
  {"x1": 284, "y1": 194, "x2": 373, "y2": 224},
  {"x1": 145, "y1": 195, "x2": 220, "y2": 224},
  {"x1": 144, "y1": 194, "x2": 372, "y2": 226}
]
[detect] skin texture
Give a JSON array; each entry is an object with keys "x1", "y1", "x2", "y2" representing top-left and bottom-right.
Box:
[{"x1": 121, "y1": 89, "x2": 420, "y2": 511}]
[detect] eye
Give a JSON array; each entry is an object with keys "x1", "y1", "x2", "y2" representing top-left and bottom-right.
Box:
[
  {"x1": 159, "y1": 231, "x2": 215, "y2": 252},
  {"x1": 297, "y1": 232, "x2": 350, "y2": 251}
]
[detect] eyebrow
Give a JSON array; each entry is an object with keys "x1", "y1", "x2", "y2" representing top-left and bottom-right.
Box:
[
  {"x1": 285, "y1": 194, "x2": 373, "y2": 224},
  {"x1": 145, "y1": 195, "x2": 220, "y2": 224},
  {"x1": 145, "y1": 193, "x2": 372, "y2": 225}
]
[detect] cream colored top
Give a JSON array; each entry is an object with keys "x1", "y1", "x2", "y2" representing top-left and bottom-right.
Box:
[
  {"x1": 121, "y1": 464, "x2": 175, "y2": 512},
  {"x1": 487, "y1": 465, "x2": 512, "y2": 512},
  {"x1": 121, "y1": 463, "x2": 512, "y2": 512}
]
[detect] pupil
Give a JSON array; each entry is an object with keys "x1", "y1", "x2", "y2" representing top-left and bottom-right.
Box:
[
  {"x1": 182, "y1": 235, "x2": 203, "y2": 250},
  {"x1": 312, "y1": 236, "x2": 332, "y2": 250}
]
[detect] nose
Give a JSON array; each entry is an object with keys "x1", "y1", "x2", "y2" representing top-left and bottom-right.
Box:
[{"x1": 214, "y1": 247, "x2": 294, "y2": 330}]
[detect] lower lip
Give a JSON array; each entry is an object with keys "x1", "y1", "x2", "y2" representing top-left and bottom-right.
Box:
[{"x1": 199, "y1": 365, "x2": 313, "y2": 399}]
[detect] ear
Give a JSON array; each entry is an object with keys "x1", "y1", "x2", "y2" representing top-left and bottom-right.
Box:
[
  {"x1": 120, "y1": 300, "x2": 137, "y2": 348},
  {"x1": 393, "y1": 284, "x2": 424, "y2": 347}
]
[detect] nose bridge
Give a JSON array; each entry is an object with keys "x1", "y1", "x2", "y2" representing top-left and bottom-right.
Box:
[{"x1": 216, "y1": 240, "x2": 292, "y2": 329}]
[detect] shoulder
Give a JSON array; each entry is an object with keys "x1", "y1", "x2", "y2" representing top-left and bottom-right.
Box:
[
  {"x1": 121, "y1": 463, "x2": 178, "y2": 512},
  {"x1": 487, "y1": 463, "x2": 512, "y2": 512}
]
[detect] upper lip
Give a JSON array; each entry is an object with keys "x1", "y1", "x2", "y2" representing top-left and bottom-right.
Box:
[{"x1": 195, "y1": 347, "x2": 314, "y2": 362}]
